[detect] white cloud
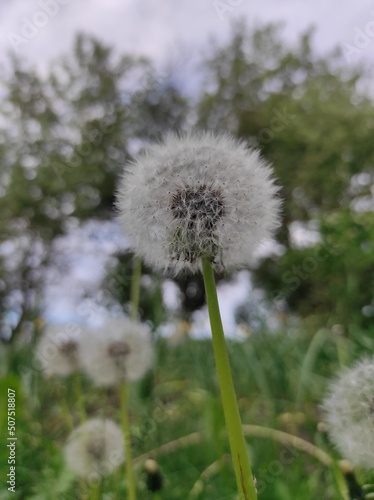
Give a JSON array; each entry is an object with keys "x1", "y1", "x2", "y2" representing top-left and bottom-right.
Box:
[{"x1": 1, "y1": 0, "x2": 374, "y2": 71}]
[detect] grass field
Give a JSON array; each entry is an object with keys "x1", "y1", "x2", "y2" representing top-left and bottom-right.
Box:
[{"x1": 1, "y1": 324, "x2": 374, "y2": 499}]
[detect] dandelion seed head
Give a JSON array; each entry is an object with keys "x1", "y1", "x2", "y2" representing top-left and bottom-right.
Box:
[
  {"x1": 80, "y1": 319, "x2": 153, "y2": 386},
  {"x1": 107, "y1": 340, "x2": 131, "y2": 368},
  {"x1": 35, "y1": 323, "x2": 81, "y2": 377},
  {"x1": 116, "y1": 131, "x2": 281, "y2": 274},
  {"x1": 64, "y1": 418, "x2": 124, "y2": 479},
  {"x1": 323, "y1": 358, "x2": 374, "y2": 468}
]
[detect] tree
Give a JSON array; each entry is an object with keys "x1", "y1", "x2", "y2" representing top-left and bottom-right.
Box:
[
  {"x1": 0, "y1": 34, "x2": 188, "y2": 340},
  {"x1": 197, "y1": 22, "x2": 374, "y2": 327}
]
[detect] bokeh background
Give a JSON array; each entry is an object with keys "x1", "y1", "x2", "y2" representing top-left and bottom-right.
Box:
[{"x1": 1, "y1": 1, "x2": 374, "y2": 499}]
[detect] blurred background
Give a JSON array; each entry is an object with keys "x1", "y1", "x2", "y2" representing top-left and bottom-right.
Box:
[{"x1": 1, "y1": 1, "x2": 374, "y2": 499}]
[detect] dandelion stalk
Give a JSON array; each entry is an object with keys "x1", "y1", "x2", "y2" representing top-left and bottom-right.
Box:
[
  {"x1": 61, "y1": 387, "x2": 74, "y2": 431},
  {"x1": 89, "y1": 482, "x2": 101, "y2": 500},
  {"x1": 296, "y1": 328, "x2": 328, "y2": 410},
  {"x1": 73, "y1": 374, "x2": 86, "y2": 424},
  {"x1": 130, "y1": 255, "x2": 142, "y2": 320},
  {"x1": 120, "y1": 381, "x2": 136, "y2": 500},
  {"x1": 202, "y1": 257, "x2": 257, "y2": 500},
  {"x1": 188, "y1": 455, "x2": 230, "y2": 498},
  {"x1": 120, "y1": 255, "x2": 142, "y2": 500}
]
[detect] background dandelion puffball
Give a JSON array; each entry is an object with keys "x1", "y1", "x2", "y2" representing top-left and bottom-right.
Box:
[
  {"x1": 80, "y1": 318, "x2": 153, "y2": 386},
  {"x1": 35, "y1": 323, "x2": 82, "y2": 377},
  {"x1": 64, "y1": 418, "x2": 125, "y2": 479},
  {"x1": 323, "y1": 358, "x2": 374, "y2": 468},
  {"x1": 117, "y1": 131, "x2": 281, "y2": 274}
]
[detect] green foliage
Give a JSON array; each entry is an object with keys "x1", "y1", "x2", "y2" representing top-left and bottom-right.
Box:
[
  {"x1": 2, "y1": 329, "x2": 374, "y2": 499},
  {"x1": 105, "y1": 251, "x2": 165, "y2": 328},
  {"x1": 0, "y1": 34, "x2": 187, "y2": 338},
  {"x1": 256, "y1": 209, "x2": 374, "y2": 328},
  {"x1": 196, "y1": 22, "x2": 374, "y2": 326}
]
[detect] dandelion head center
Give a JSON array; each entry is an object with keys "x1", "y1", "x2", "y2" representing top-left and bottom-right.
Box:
[
  {"x1": 87, "y1": 437, "x2": 105, "y2": 461},
  {"x1": 108, "y1": 341, "x2": 131, "y2": 368},
  {"x1": 59, "y1": 340, "x2": 78, "y2": 357},
  {"x1": 169, "y1": 184, "x2": 225, "y2": 263},
  {"x1": 170, "y1": 184, "x2": 225, "y2": 227}
]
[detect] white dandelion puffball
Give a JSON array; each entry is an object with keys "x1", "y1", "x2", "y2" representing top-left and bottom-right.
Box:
[
  {"x1": 116, "y1": 131, "x2": 281, "y2": 274},
  {"x1": 64, "y1": 418, "x2": 124, "y2": 479},
  {"x1": 35, "y1": 323, "x2": 82, "y2": 377},
  {"x1": 80, "y1": 319, "x2": 153, "y2": 386},
  {"x1": 323, "y1": 358, "x2": 374, "y2": 468}
]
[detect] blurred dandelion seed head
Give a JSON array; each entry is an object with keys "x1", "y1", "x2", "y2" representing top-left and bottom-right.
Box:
[
  {"x1": 323, "y1": 358, "x2": 374, "y2": 468},
  {"x1": 87, "y1": 436, "x2": 106, "y2": 461},
  {"x1": 80, "y1": 319, "x2": 153, "y2": 386},
  {"x1": 116, "y1": 131, "x2": 281, "y2": 274},
  {"x1": 60, "y1": 339, "x2": 79, "y2": 357},
  {"x1": 64, "y1": 418, "x2": 125, "y2": 479},
  {"x1": 35, "y1": 323, "x2": 82, "y2": 377},
  {"x1": 107, "y1": 339, "x2": 130, "y2": 374}
]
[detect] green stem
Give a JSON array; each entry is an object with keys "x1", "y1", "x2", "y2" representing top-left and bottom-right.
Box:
[
  {"x1": 334, "y1": 332, "x2": 350, "y2": 369},
  {"x1": 130, "y1": 256, "x2": 142, "y2": 320},
  {"x1": 62, "y1": 390, "x2": 74, "y2": 431},
  {"x1": 74, "y1": 374, "x2": 86, "y2": 424},
  {"x1": 121, "y1": 381, "x2": 137, "y2": 500},
  {"x1": 295, "y1": 328, "x2": 328, "y2": 410},
  {"x1": 89, "y1": 481, "x2": 101, "y2": 500},
  {"x1": 201, "y1": 257, "x2": 257, "y2": 500},
  {"x1": 118, "y1": 255, "x2": 142, "y2": 500}
]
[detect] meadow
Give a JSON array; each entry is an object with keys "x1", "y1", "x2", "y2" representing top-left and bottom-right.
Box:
[{"x1": 1, "y1": 321, "x2": 374, "y2": 499}]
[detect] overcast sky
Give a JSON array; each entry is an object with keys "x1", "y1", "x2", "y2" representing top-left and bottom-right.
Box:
[{"x1": 1, "y1": 0, "x2": 374, "y2": 74}]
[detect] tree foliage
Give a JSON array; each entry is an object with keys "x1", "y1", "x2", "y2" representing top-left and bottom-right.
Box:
[
  {"x1": 197, "y1": 22, "x2": 374, "y2": 329},
  {"x1": 1, "y1": 24, "x2": 373, "y2": 338},
  {"x1": 0, "y1": 34, "x2": 188, "y2": 338}
]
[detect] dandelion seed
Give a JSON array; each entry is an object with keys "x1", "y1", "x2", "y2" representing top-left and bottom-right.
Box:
[
  {"x1": 35, "y1": 323, "x2": 81, "y2": 377},
  {"x1": 79, "y1": 319, "x2": 153, "y2": 387},
  {"x1": 323, "y1": 358, "x2": 374, "y2": 468},
  {"x1": 116, "y1": 131, "x2": 281, "y2": 274},
  {"x1": 64, "y1": 418, "x2": 125, "y2": 479}
]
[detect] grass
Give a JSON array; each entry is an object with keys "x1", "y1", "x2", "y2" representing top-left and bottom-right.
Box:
[{"x1": 1, "y1": 326, "x2": 374, "y2": 499}]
